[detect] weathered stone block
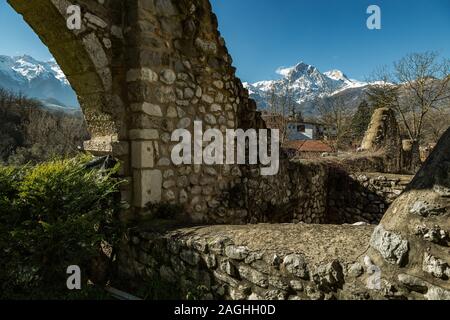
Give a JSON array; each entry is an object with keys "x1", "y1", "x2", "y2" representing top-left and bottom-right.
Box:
[
  {"x1": 370, "y1": 225, "x2": 409, "y2": 266},
  {"x1": 225, "y1": 246, "x2": 249, "y2": 261},
  {"x1": 129, "y1": 129, "x2": 159, "y2": 140},
  {"x1": 131, "y1": 102, "x2": 163, "y2": 117},
  {"x1": 82, "y1": 33, "x2": 109, "y2": 69},
  {"x1": 238, "y1": 265, "x2": 268, "y2": 288},
  {"x1": 133, "y1": 169, "x2": 162, "y2": 207},
  {"x1": 283, "y1": 254, "x2": 309, "y2": 279},
  {"x1": 126, "y1": 68, "x2": 158, "y2": 82},
  {"x1": 132, "y1": 141, "x2": 155, "y2": 169}
]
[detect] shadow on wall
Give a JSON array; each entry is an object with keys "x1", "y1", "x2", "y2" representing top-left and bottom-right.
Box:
[
  {"x1": 239, "y1": 159, "x2": 409, "y2": 226},
  {"x1": 327, "y1": 167, "x2": 389, "y2": 224}
]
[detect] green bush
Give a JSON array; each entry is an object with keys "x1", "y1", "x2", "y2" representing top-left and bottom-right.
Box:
[
  {"x1": 0, "y1": 156, "x2": 124, "y2": 299},
  {"x1": 0, "y1": 166, "x2": 23, "y2": 217}
]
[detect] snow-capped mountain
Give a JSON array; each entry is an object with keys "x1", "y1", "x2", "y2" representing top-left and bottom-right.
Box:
[
  {"x1": 0, "y1": 55, "x2": 79, "y2": 108},
  {"x1": 244, "y1": 61, "x2": 369, "y2": 116}
]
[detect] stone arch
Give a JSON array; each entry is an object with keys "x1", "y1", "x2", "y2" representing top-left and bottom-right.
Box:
[
  {"x1": 7, "y1": 0, "x2": 265, "y2": 222},
  {"x1": 7, "y1": 0, "x2": 128, "y2": 154}
]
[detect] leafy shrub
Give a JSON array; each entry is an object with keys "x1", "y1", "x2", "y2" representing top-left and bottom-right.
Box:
[
  {"x1": 0, "y1": 166, "x2": 24, "y2": 217},
  {"x1": 0, "y1": 156, "x2": 124, "y2": 299}
]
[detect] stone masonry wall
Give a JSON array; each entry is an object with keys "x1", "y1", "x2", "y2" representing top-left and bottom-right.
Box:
[
  {"x1": 243, "y1": 159, "x2": 411, "y2": 225},
  {"x1": 116, "y1": 127, "x2": 450, "y2": 300},
  {"x1": 351, "y1": 173, "x2": 412, "y2": 203},
  {"x1": 242, "y1": 159, "x2": 329, "y2": 224},
  {"x1": 118, "y1": 224, "x2": 381, "y2": 300},
  {"x1": 122, "y1": 0, "x2": 265, "y2": 222},
  {"x1": 328, "y1": 170, "x2": 413, "y2": 224}
]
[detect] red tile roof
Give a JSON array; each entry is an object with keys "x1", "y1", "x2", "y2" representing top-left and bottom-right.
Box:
[{"x1": 283, "y1": 140, "x2": 334, "y2": 153}]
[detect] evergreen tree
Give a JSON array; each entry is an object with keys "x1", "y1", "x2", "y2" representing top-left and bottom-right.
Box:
[{"x1": 351, "y1": 100, "x2": 373, "y2": 142}]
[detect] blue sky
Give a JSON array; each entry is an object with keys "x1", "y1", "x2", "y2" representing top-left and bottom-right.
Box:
[
  {"x1": 211, "y1": 0, "x2": 450, "y2": 82},
  {"x1": 1, "y1": 0, "x2": 450, "y2": 82},
  {"x1": 0, "y1": 1, "x2": 53, "y2": 60}
]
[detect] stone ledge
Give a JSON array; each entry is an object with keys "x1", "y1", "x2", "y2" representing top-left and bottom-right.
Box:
[
  {"x1": 152, "y1": 224, "x2": 374, "y2": 265},
  {"x1": 118, "y1": 223, "x2": 382, "y2": 300},
  {"x1": 83, "y1": 135, "x2": 116, "y2": 155},
  {"x1": 118, "y1": 220, "x2": 450, "y2": 300}
]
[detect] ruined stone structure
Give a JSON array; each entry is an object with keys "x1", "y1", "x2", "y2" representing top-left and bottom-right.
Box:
[
  {"x1": 360, "y1": 107, "x2": 403, "y2": 173},
  {"x1": 9, "y1": 0, "x2": 264, "y2": 223},
  {"x1": 9, "y1": 0, "x2": 449, "y2": 300},
  {"x1": 366, "y1": 128, "x2": 450, "y2": 299},
  {"x1": 120, "y1": 129, "x2": 450, "y2": 300},
  {"x1": 327, "y1": 171, "x2": 412, "y2": 224}
]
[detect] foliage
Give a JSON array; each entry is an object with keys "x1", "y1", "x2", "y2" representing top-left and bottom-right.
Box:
[
  {"x1": 0, "y1": 156, "x2": 124, "y2": 299},
  {"x1": 316, "y1": 93, "x2": 354, "y2": 150},
  {"x1": 0, "y1": 87, "x2": 88, "y2": 165},
  {"x1": 367, "y1": 52, "x2": 450, "y2": 144},
  {"x1": 351, "y1": 100, "x2": 374, "y2": 143}
]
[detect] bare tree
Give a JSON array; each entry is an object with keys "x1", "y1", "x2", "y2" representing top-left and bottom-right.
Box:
[
  {"x1": 368, "y1": 54, "x2": 450, "y2": 142},
  {"x1": 265, "y1": 83, "x2": 294, "y2": 144},
  {"x1": 422, "y1": 108, "x2": 450, "y2": 144},
  {"x1": 316, "y1": 93, "x2": 354, "y2": 150},
  {"x1": 367, "y1": 52, "x2": 450, "y2": 171},
  {"x1": 394, "y1": 51, "x2": 450, "y2": 142},
  {"x1": 314, "y1": 78, "x2": 355, "y2": 150},
  {"x1": 366, "y1": 66, "x2": 400, "y2": 110}
]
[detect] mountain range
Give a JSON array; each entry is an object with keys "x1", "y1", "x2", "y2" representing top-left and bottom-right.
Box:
[
  {"x1": 0, "y1": 55, "x2": 79, "y2": 109},
  {"x1": 243, "y1": 62, "x2": 371, "y2": 116}
]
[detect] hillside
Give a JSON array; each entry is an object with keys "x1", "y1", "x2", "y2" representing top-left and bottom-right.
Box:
[{"x1": 0, "y1": 88, "x2": 89, "y2": 164}]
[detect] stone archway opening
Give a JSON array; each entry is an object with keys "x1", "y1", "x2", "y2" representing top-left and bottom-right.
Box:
[
  {"x1": 7, "y1": 0, "x2": 135, "y2": 216},
  {"x1": 7, "y1": 0, "x2": 126, "y2": 156}
]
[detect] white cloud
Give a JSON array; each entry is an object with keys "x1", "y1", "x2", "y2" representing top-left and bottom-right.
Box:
[{"x1": 275, "y1": 66, "x2": 295, "y2": 77}]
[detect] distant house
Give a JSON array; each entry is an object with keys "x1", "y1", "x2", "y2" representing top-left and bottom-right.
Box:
[
  {"x1": 261, "y1": 112, "x2": 336, "y2": 142},
  {"x1": 283, "y1": 140, "x2": 334, "y2": 158},
  {"x1": 286, "y1": 120, "x2": 336, "y2": 141}
]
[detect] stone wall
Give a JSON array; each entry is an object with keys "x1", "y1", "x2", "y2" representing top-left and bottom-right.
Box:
[
  {"x1": 327, "y1": 171, "x2": 412, "y2": 224},
  {"x1": 352, "y1": 173, "x2": 412, "y2": 203},
  {"x1": 244, "y1": 160, "x2": 411, "y2": 225},
  {"x1": 117, "y1": 128, "x2": 450, "y2": 301},
  {"x1": 243, "y1": 159, "x2": 329, "y2": 224},
  {"x1": 115, "y1": 0, "x2": 265, "y2": 222},
  {"x1": 118, "y1": 215, "x2": 449, "y2": 300},
  {"x1": 118, "y1": 224, "x2": 381, "y2": 300}
]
